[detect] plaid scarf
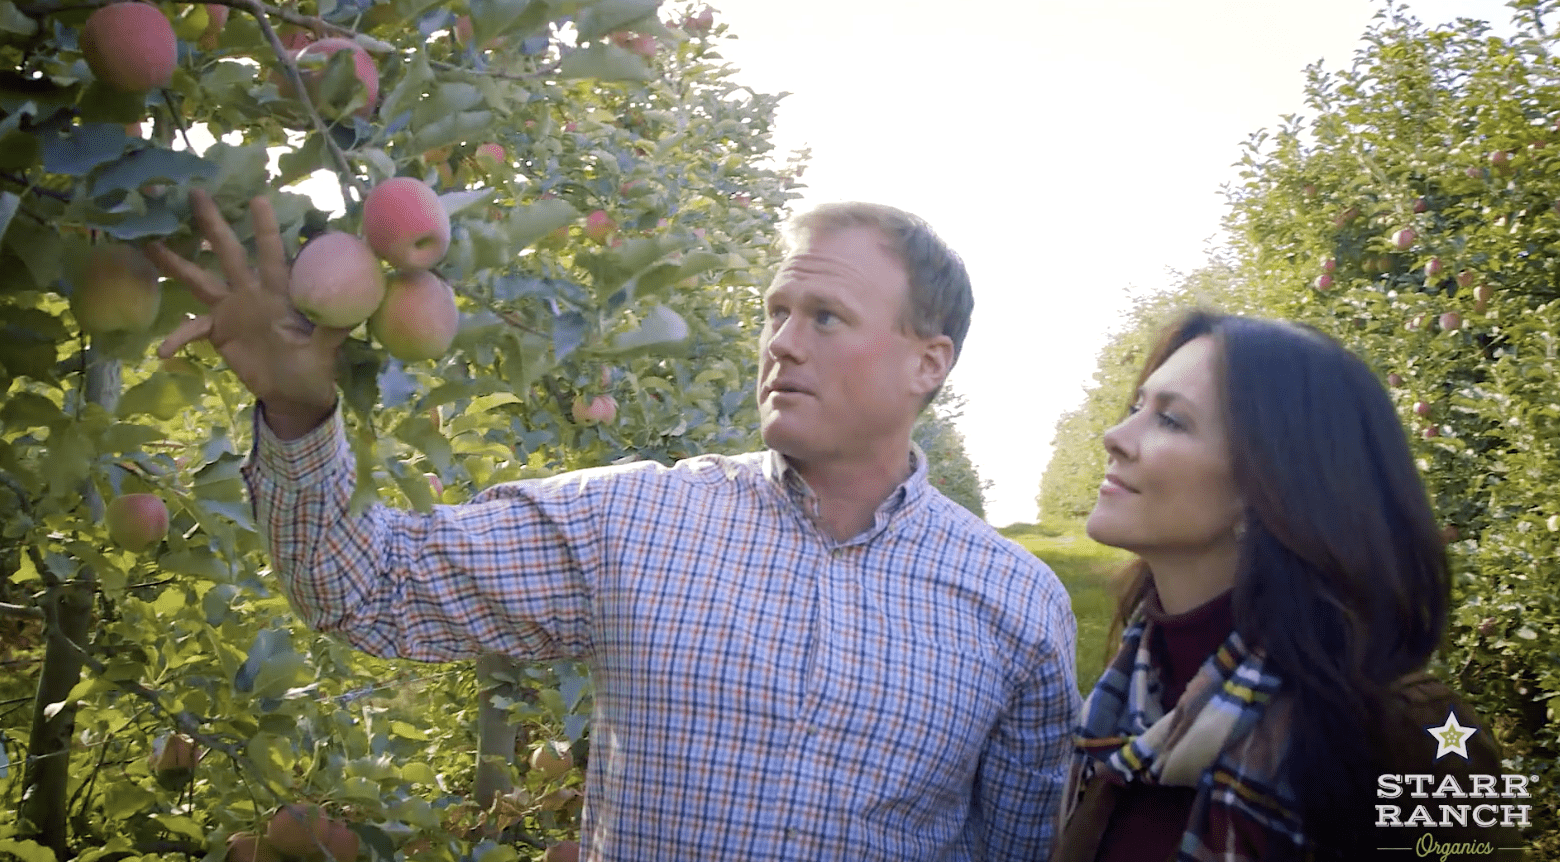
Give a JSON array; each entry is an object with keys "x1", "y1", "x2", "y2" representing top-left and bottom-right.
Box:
[{"x1": 1065, "y1": 611, "x2": 1309, "y2": 861}]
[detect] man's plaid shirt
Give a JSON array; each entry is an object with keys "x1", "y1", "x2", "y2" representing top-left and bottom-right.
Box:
[{"x1": 243, "y1": 408, "x2": 1080, "y2": 861}]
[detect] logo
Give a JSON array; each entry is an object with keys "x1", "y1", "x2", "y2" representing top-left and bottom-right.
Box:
[{"x1": 1374, "y1": 709, "x2": 1533, "y2": 859}]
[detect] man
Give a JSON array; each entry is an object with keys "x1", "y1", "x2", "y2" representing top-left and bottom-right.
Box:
[{"x1": 148, "y1": 191, "x2": 1079, "y2": 860}]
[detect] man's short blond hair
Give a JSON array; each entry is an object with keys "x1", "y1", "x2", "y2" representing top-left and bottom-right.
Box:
[{"x1": 782, "y1": 202, "x2": 974, "y2": 388}]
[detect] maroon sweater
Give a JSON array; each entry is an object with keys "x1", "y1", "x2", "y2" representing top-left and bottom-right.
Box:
[{"x1": 1094, "y1": 590, "x2": 1235, "y2": 862}]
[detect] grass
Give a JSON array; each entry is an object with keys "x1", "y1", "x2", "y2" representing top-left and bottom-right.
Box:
[{"x1": 1000, "y1": 521, "x2": 1132, "y2": 696}]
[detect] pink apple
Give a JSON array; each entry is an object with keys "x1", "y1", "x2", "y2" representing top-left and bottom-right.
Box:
[
  {"x1": 362, "y1": 177, "x2": 450, "y2": 271},
  {"x1": 1392, "y1": 228, "x2": 1416, "y2": 251},
  {"x1": 1456, "y1": 270, "x2": 1476, "y2": 289},
  {"x1": 1414, "y1": 400, "x2": 1432, "y2": 417},
  {"x1": 1439, "y1": 311, "x2": 1462, "y2": 332},
  {"x1": 1425, "y1": 257, "x2": 1443, "y2": 278},
  {"x1": 1413, "y1": 197, "x2": 1428, "y2": 213},
  {"x1": 81, "y1": 3, "x2": 177, "y2": 93},
  {"x1": 369, "y1": 269, "x2": 459, "y2": 362},
  {"x1": 287, "y1": 37, "x2": 380, "y2": 119},
  {"x1": 1387, "y1": 373, "x2": 1404, "y2": 387},
  {"x1": 1314, "y1": 274, "x2": 1334, "y2": 291},
  {"x1": 583, "y1": 210, "x2": 615, "y2": 243},
  {"x1": 289, "y1": 231, "x2": 385, "y2": 328},
  {"x1": 106, "y1": 493, "x2": 169, "y2": 552}
]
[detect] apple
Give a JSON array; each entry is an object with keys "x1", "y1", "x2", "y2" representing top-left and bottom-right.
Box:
[
  {"x1": 1405, "y1": 314, "x2": 1425, "y2": 332},
  {"x1": 288, "y1": 232, "x2": 385, "y2": 328},
  {"x1": 1425, "y1": 257, "x2": 1443, "y2": 278},
  {"x1": 362, "y1": 177, "x2": 450, "y2": 271},
  {"x1": 1423, "y1": 425, "x2": 1440, "y2": 439},
  {"x1": 570, "y1": 395, "x2": 617, "y2": 426},
  {"x1": 226, "y1": 833, "x2": 283, "y2": 862},
  {"x1": 583, "y1": 210, "x2": 616, "y2": 243},
  {"x1": 1332, "y1": 206, "x2": 1359, "y2": 227},
  {"x1": 72, "y1": 243, "x2": 162, "y2": 335},
  {"x1": 368, "y1": 269, "x2": 458, "y2": 362},
  {"x1": 543, "y1": 842, "x2": 581, "y2": 862},
  {"x1": 1413, "y1": 196, "x2": 1428, "y2": 213},
  {"x1": 81, "y1": 3, "x2": 177, "y2": 93},
  {"x1": 1490, "y1": 150, "x2": 1512, "y2": 167},
  {"x1": 284, "y1": 37, "x2": 379, "y2": 119},
  {"x1": 425, "y1": 473, "x2": 443, "y2": 498},
  {"x1": 1467, "y1": 166, "x2": 1483, "y2": 178},
  {"x1": 1456, "y1": 270, "x2": 1476, "y2": 289},
  {"x1": 1392, "y1": 228, "x2": 1416, "y2": 251},
  {"x1": 1322, "y1": 257, "x2": 1337, "y2": 273},
  {"x1": 266, "y1": 804, "x2": 358, "y2": 859},
  {"x1": 1440, "y1": 524, "x2": 1460, "y2": 544},
  {"x1": 1387, "y1": 373, "x2": 1404, "y2": 387},
  {"x1": 1413, "y1": 400, "x2": 1432, "y2": 417},
  {"x1": 529, "y1": 739, "x2": 575, "y2": 779},
  {"x1": 106, "y1": 493, "x2": 169, "y2": 552},
  {"x1": 278, "y1": 25, "x2": 313, "y2": 52},
  {"x1": 475, "y1": 142, "x2": 506, "y2": 168},
  {"x1": 1314, "y1": 274, "x2": 1333, "y2": 291},
  {"x1": 608, "y1": 31, "x2": 657, "y2": 58},
  {"x1": 1477, "y1": 617, "x2": 1498, "y2": 636},
  {"x1": 683, "y1": 7, "x2": 715, "y2": 34},
  {"x1": 1439, "y1": 311, "x2": 1462, "y2": 332}
]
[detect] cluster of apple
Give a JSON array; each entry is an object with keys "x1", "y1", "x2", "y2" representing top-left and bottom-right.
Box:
[
  {"x1": 226, "y1": 803, "x2": 359, "y2": 862},
  {"x1": 291, "y1": 176, "x2": 459, "y2": 363}
]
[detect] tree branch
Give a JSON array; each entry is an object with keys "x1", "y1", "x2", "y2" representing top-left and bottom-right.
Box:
[{"x1": 0, "y1": 602, "x2": 43, "y2": 620}]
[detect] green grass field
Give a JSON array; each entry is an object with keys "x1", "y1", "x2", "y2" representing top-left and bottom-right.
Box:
[{"x1": 999, "y1": 522, "x2": 1132, "y2": 696}]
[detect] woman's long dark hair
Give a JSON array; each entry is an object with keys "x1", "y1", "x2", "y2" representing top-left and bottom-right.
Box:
[{"x1": 1108, "y1": 309, "x2": 1451, "y2": 853}]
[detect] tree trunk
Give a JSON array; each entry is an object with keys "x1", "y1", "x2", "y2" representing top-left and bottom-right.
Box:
[{"x1": 19, "y1": 352, "x2": 118, "y2": 857}]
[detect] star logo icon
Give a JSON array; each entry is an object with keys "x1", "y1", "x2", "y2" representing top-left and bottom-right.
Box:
[{"x1": 1428, "y1": 710, "x2": 1477, "y2": 760}]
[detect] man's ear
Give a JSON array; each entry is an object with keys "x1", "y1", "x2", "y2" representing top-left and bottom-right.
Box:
[{"x1": 913, "y1": 335, "x2": 955, "y2": 398}]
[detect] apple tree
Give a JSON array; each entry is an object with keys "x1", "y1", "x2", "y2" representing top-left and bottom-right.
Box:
[
  {"x1": 0, "y1": 0, "x2": 803, "y2": 858},
  {"x1": 1222, "y1": 4, "x2": 1558, "y2": 852}
]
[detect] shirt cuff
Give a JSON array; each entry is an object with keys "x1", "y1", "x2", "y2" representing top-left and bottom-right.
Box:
[{"x1": 251, "y1": 401, "x2": 350, "y2": 487}]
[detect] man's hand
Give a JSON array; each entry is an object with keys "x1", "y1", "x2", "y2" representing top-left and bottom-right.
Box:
[{"x1": 145, "y1": 190, "x2": 349, "y2": 439}]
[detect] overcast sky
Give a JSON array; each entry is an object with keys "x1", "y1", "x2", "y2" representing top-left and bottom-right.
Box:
[{"x1": 703, "y1": 0, "x2": 1519, "y2": 525}]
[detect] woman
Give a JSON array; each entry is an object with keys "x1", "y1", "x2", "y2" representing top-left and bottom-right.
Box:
[{"x1": 1052, "y1": 310, "x2": 1523, "y2": 860}]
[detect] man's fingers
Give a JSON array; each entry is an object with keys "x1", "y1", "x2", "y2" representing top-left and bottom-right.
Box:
[
  {"x1": 251, "y1": 195, "x2": 290, "y2": 297},
  {"x1": 144, "y1": 241, "x2": 226, "y2": 306},
  {"x1": 188, "y1": 189, "x2": 253, "y2": 292},
  {"x1": 309, "y1": 321, "x2": 354, "y2": 351},
  {"x1": 157, "y1": 315, "x2": 214, "y2": 359}
]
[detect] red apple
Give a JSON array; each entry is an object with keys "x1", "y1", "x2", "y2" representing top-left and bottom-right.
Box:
[
  {"x1": 1413, "y1": 400, "x2": 1432, "y2": 417},
  {"x1": 1314, "y1": 274, "x2": 1333, "y2": 291},
  {"x1": 288, "y1": 232, "x2": 385, "y2": 328},
  {"x1": 1423, "y1": 426, "x2": 1440, "y2": 439},
  {"x1": 570, "y1": 395, "x2": 617, "y2": 425},
  {"x1": 106, "y1": 493, "x2": 169, "y2": 552},
  {"x1": 199, "y1": 4, "x2": 229, "y2": 49},
  {"x1": 683, "y1": 7, "x2": 715, "y2": 34},
  {"x1": 1456, "y1": 270, "x2": 1476, "y2": 289},
  {"x1": 284, "y1": 37, "x2": 379, "y2": 120},
  {"x1": 1322, "y1": 257, "x2": 1337, "y2": 273},
  {"x1": 226, "y1": 833, "x2": 283, "y2": 862},
  {"x1": 368, "y1": 269, "x2": 458, "y2": 362},
  {"x1": 1413, "y1": 196, "x2": 1428, "y2": 213},
  {"x1": 1425, "y1": 257, "x2": 1443, "y2": 278},
  {"x1": 1392, "y1": 228, "x2": 1416, "y2": 251},
  {"x1": 81, "y1": 3, "x2": 177, "y2": 93},
  {"x1": 543, "y1": 842, "x2": 580, "y2": 862},
  {"x1": 1490, "y1": 150, "x2": 1512, "y2": 167},
  {"x1": 475, "y1": 142, "x2": 505, "y2": 166},
  {"x1": 1386, "y1": 373, "x2": 1404, "y2": 387},
  {"x1": 362, "y1": 177, "x2": 450, "y2": 271},
  {"x1": 583, "y1": 210, "x2": 616, "y2": 243},
  {"x1": 1439, "y1": 311, "x2": 1462, "y2": 332}
]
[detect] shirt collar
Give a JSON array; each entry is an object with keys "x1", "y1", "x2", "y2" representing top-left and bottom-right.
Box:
[{"x1": 763, "y1": 445, "x2": 930, "y2": 539}]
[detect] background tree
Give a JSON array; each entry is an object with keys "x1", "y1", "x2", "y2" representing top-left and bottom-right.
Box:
[
  {"x1": 0, "y1": 0, "x2": 804, "y2": 858},
  {"x1": 1044, "y1": 3, "x2": 1558, "y2": 852},
  {"x1": 912, "y1": 386, "x2": 989, "y2": 520}
]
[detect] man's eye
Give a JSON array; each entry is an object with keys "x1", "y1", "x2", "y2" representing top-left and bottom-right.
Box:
[{"x1": 814, "y1": 310, "x2": 837, "y2": 325}]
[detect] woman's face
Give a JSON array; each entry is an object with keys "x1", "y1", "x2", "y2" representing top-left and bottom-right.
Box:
[{"x1": 1086, "y1": 335, "x2": 1245, "y2": 558}]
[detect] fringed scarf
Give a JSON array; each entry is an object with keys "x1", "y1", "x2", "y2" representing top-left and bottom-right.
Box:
[{"x1": 1065, "y1": 612, "x2": 1310, "y2": 860}]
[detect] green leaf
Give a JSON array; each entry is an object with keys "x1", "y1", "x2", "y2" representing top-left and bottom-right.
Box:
[
  {"x1": 558, "y1": 43, "x2": 654, "y2": 83},
  {"x1": 408, "y1": 110, "x2": 494, "y2": 158},
  {"x1": 605, "y1": 304, "x2": 689, "y2": 356},
  {"x1": 117, "y1": 375, "x2": 187, "y2": 421},
  {"x1": 1, "y1": 391, "x2": 64, "y2": 428},
  {"x1": 100, "y1": 422, "x2": 164, "y2": 455},
  {"x1": 505, "y1": 198, "x2": 579, "y2": 249},
  {"x1": 440, "y1": 187, "x2": 496, "y2": 219},
  {"x1": 161, "y1": 548, "x2": 234, "y2": 582},
  {"x1": 573, "y1": 0, "x2": 658, "y2": 41},
  {"x1": 379, "y1": 49, "x2": 434, "y2": 124},
  {"x1": 390, "y1": 719, "x2": 427, "y2": 740},
  {"x1": 89, "y1": 148, "x2": 217, "y2": 197},
  {"x1": 0, "y1": 2, "x2": 38, "y2": 35},
  {"x1": 0, "y1": 190, "x2": 19, "y2": 243},
  {"x1": 401, "y1": 761, "x2": 438, "y2": 785}
]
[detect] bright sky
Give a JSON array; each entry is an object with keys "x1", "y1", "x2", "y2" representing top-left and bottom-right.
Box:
[{"x1": 704, "y1": 0, "x2": 1518, "y2": 526}]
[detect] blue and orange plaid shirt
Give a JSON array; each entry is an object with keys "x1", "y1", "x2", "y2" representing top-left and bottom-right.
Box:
[{"x1": 243, "y1": 408, "x2": 1080, "y2": 861}]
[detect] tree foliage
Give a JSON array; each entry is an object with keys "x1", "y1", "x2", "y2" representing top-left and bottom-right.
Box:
[
  {"x1": 912, "y1": 387, "x2": 988, "y2": 520},
  {"x1": 0, "y1": 0, "x2": 804, "y2": 857}
]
